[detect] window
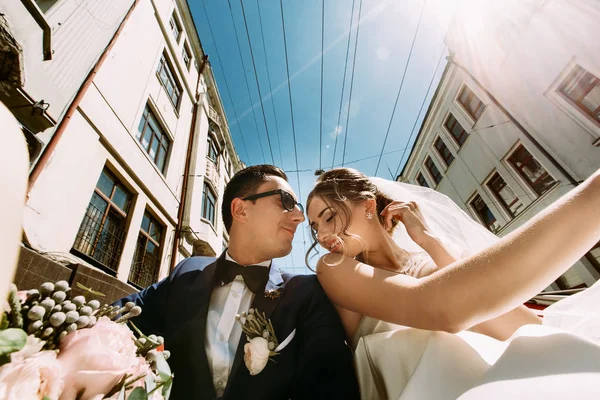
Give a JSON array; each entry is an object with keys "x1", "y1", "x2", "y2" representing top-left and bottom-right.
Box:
[
  {"x1": 416, "y1": 172, "x2": 429, "y2": 188},
  {"x1": 444, "y1": 113, "x2": 469, "y2": 147},
  {"x1": 182, "y1": 43, "x2": 192, "y2": 70},
  {"x1": 224, "y1": 154, "x2": 232, "y2": 175},
  {"x1": 169, "y1": 13, "x2": 182, "y2": 41},
  {"x1": 507, "y1": 145, "x2": 556, "y2": 196},
  {"x1": 137, "y1": 105, "x2": 171, "y2": 172},
  {"x1": 425, "y1": 156, "x2": 442, "y2": 185},
  {"x1": 434, "y1": 137, "x2": 454, "y2": 167},
  {"x1": 558, "y1": 65, "x2": 600, "y2": 124},
  {"x1": 129, "y1": 211, "x2": 163, "y2": 288},
  {"x1": 486, "y1": 172, "x2": 524, "y2": 217},
  {"x1": 34, "y1": 0, "x2": 60, "y2": 13},
  {"x1": 584, "y1": 241, "x2": 600, "y2": 276},
  {"x1": 458, "y1": 86, "x2": 485, "y2": 121},
  {"x1": 470, "y1": 194, "x2": 500, "y2": 233},
  {"x1": 207, "y1": 135, "x2": 218, "y2": 162},
  {"x1": 72, "y1": 169, "x2": 131, "y2": 273},
  {"x1": 157, "y1": 54, "x2": 181, "y2": 108},
  {"x1": 202, "y1": 182, "x2": 217, "y2": 226}
]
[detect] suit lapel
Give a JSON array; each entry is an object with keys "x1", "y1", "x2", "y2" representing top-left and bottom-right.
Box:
[
  {"x1": 189, "y1": 258, "x2": 220, "y2": 398},
  {"x1": 224, "y1": 263, "x2": 285, "y2": 397}
]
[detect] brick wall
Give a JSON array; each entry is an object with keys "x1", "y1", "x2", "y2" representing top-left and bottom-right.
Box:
[{"x1": 14, "y1": 247, "x2": 138, "y2": 304}]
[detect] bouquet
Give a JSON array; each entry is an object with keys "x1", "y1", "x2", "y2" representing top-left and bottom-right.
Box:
[{"x1": 0, "y1": 280, "x2": 172, "y2": 400}]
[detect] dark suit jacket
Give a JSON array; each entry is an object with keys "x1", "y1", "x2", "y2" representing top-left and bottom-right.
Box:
[{"x1": 114, "y1": 253, "x2": 360, "y2": 400}]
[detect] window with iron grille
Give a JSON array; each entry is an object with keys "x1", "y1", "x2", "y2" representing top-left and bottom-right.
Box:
[
  {"x1": 434, "y1": 137, "x2": 454, "y2": 167},
  {"x1": 137, "y1": 105, "x2": 171, "y2": 173},
  {"x1": 169, "y1": 13, "x2": 181, "y2": 41},
  {"x1": 470, "y1": 194, "x2": 499, "y2": 233},
  {"x1": 202, "y1": 182, "x2": 217, "y2": 226},
  {"x1": 416, "y1": 172, "x2": 429, "y2": 188},
  {"x1": 129, "y1": 211, "x2": 163, "y2": 289},
  {"x1": 507, "y1": 145, "x2": 556, "y2": 196},
  {"x1": 72, "y1": 169, "x2": 132, "y2": 273},
  {"x1": 157, "y1": 54, "x2": 181, "y2": 108},
  {"x1": 207, "y1": 135, "x2": 218, "y2": 162},
  {"x1": 444, "y1": 113, "x2": 468, "y2": 147},
  {"x1": 458, "y1": 86, "x2": 485, "y2": 121},
  {"x1": 425, "y1": 156, "x2": 442, "y2": 185},
  {"x1": 486, "y1": 172, "x2": 524, "y2": 217},
  {"x1": 558, "y1": 64, "x2": 600, "y2": 124},
  {"x1": 182, "y1": 43, "x2": 192, "y2": 70}
]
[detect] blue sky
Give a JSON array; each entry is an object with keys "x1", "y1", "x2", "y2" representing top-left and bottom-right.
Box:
[{"x1": 191, "y1": 0, "x2": 456, "y2": 273}]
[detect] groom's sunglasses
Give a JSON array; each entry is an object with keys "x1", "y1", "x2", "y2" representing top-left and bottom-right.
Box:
[{"x1": 242, "y1": 189, "x2": 304, "y2": 213}]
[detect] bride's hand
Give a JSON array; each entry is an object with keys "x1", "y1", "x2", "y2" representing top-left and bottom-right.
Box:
[{"x1": 380, "y1": 201, "x2": 433, "y2": 246}]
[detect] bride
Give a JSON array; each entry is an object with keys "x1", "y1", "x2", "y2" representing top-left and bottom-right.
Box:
[{"x1": 306, "y1": 167, "x2": 600, "y2": 400}]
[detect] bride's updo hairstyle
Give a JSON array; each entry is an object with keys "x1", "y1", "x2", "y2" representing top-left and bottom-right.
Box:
[{"x1": 305, "y1": 168, "x2": 398, "y2": 268}]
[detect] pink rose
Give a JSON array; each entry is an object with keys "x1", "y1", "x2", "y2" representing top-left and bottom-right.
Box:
[
  {"x1": 57, "y1": 317, "x2": 149, "y2": 400},
  {"x1": 10, "y1": 335, "x2": 45, "y2": 363},
  {"x1": 89, "y1": 389, "x2": 164, "y2": 400},
  {"x1": 0, "y1": 350, "x2": 64, "y2": 400}
]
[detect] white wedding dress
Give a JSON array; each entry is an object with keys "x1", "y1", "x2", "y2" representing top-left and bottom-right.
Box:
[
  {"x1": 349, "y1": 178, "x2": 600, "y2": 399},
  {"x1": 352, "y1": 267, "x2": 600, "y2": 400}
]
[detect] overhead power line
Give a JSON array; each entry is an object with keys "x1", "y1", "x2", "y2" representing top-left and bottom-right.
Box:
[
  {"x1": 227, "y1": 0, "x2": 267, "y2": 163},
  {"x1": 256, "y1": 0, "x2": 284, "y2": 166},
  {"x1": 341, "y1": 0, "x2": 364, "y2": 166},
  {"x1": 279, "y1": 0, "x2": 307, "y2": 256},
  {"x1": 331, "y1": 0, "x2": 357, "y2": 169},
  {"x1": 394, "y1": 44, "x2": 447, "y2": 177},
  {"x1": 374, "y1": 0, "x2": 427, "y2": 175},
  {"x1": 238, "y1": 0, "x2": 276, "y2": 164},
  {"x1": 200, "y1": 0, "x2": 250, "y2": 163}
]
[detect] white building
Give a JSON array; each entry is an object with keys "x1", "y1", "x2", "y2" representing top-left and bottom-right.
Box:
[
  {"x1": 1, "y1": 0, "x2": 242, "y2": 289},
  {"x1": 399, "y1": 0, "x2": 600, "y2": 289}
]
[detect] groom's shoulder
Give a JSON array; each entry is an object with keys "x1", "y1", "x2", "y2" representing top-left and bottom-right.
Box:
[
  {"x1": 278, "y1": 269, "x2": 322, "y2": 295},
  {"x1": 172, "y1": 256, "x2": 217, "y2": 277}
]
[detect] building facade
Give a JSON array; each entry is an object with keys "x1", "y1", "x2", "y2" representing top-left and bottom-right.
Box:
[
  {"x1": 399, "y1": 0, "x2": 600, "y2": 289},
  {"x1": 2, "y1": 0, "x2": 242, "y2": 289}
]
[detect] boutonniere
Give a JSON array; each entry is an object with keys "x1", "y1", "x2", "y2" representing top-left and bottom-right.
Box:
[
  {"x1": 264, "y1": 288, "x2": 281, "y2": 299},
  {"x1": 235, "y1": 309, "x2": 295, "y2": 376}
]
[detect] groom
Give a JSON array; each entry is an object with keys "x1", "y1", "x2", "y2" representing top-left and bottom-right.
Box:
[{"x1": 115, "y1": 165, "x2": 359, "y2": 399}]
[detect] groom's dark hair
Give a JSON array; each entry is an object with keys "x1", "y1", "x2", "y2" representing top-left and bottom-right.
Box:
[{"x1": 222, "y1": 164, "x2": 288, "y2": 233}]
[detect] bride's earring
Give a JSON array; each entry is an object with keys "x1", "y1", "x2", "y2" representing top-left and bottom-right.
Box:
[{"x1": 366, "y1": 212, "x2": 373, "y2": 220}]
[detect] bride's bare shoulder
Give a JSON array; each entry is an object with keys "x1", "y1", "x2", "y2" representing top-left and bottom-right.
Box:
[{"x1": 315, "y1": 254, "x2": 364, "y2": 277}]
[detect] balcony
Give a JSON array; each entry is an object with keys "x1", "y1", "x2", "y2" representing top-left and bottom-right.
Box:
[
  {"x1": 207, "y1": 105, "x2": 221, "y2": 126},
  {"x1": 205, "y1": 158, "x2": 220, "y2": 191}
]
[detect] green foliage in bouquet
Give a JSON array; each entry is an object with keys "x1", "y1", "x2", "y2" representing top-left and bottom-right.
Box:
[{"x1": 0, "y1": 281, "x2": 173, "y2": 400}]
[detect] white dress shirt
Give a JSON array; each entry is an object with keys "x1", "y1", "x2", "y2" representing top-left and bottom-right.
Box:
[{"x1": 205, "y1": 252, "x2": 270, "y2": 397}]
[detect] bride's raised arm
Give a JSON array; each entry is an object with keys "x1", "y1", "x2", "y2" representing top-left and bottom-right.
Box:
[{"x1": 316, "y1": 170, "x2": 600, "y2": 333}]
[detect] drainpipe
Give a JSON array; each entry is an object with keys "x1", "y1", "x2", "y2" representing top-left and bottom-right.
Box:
[
  {"x1": 170, "y1": 55, "x2": 209, "y2": 271},
  {"x1": 447, "y1": 53, "x2": 579, "y2": 187},
  {"x1": 27, "y1": 0, "x2": 140, "y2": 193},
  {"x1": 21, "y1": 0, "x2": 52, "y2": 60}
]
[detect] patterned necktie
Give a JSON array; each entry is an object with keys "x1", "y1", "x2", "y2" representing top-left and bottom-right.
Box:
[{"x1": 216, "y1": 259, "x2": 270, "y2": 294}]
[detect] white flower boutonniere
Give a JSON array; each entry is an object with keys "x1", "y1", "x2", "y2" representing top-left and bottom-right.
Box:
[{"x1": 235, "y1": 309, "x2": 295, "y2": 376}]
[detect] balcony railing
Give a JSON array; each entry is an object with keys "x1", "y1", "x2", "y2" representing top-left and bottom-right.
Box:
[
  {"x1": 207, "y1": 105, "x2": 221, "y2": 126},
  {"x1": 206, "y1": 158, "x2": 220, "y2": 191},
  {"x1": 128, "y1": 241, "x2": 160, "y2": 289},
  {"x1": 73, "y1": 203, "x2": 126, "y2": 273}
]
